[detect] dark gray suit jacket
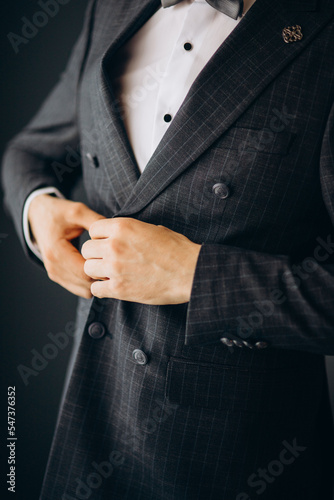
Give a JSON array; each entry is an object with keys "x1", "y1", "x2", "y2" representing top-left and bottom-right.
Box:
[{"x1": 2, "y1": 0, "x2": 334, "y2": 498}]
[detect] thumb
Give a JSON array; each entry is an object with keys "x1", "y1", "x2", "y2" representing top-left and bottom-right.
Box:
[{"x1": 69, "y1": 202, "x2": 106, "y2": 231}]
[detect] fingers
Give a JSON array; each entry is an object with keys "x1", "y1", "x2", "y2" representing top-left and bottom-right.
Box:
[
  {"x1": 90, "y1": 279, "x2": 112, "y2": 299},
  {"x1": 81, "y1": 239, "x2": 105, "y2": 260},
  {"x1": 88, "y1": 217, "x2": 136, "y2": 239},
  {"x1": 60, "y1": 281, "x2": 93, "y2": 299},
  {"x1": 83, "y1": 258, "x2": 106, "y2": 280},
  {"x1": 45, "y1": 240, "x2": 93, "y2": 299},
  {"x1": 64, "y1": 242, "x2": 91, "y2": 280},
  {"x1": 28, "y1": 196, "x2": 106, "y2": 298},
  {"x1": 88, "y1": 218, "x2": 110, "y2": 239}
]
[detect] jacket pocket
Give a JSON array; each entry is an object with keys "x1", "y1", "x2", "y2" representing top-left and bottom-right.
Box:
[
  {"x1": 165, "y1": 357, "x2": 321, "y2": 413},
  {"x1": 215, "y1": 127, "x2": 295, "y2": 156}
]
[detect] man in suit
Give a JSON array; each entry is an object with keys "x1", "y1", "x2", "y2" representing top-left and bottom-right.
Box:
[{"x1": 2, "y1": 0, "x2": 334, "y2": 498}]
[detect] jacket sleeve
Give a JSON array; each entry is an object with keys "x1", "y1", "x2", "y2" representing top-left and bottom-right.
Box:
[
  {"x1": 186, "y1": 101, "x2": 334, "y2": 355},
  {"x1": 1, "y1": 0, "x2": 97, "y2": 258}
]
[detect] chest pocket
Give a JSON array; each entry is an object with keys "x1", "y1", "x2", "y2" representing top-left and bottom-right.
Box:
[{"x1": 215, "y1": 126, "x2": 295, "y2": 157}]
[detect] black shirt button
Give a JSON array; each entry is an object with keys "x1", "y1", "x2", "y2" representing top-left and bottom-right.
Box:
[
  {"x1": 183, "y1": 42, "x2": 193, "y2": 51},
  {"x1": 85, "y1": 153, "x2": 99, "y2": 168},
  {"x1": 88, "y1": 322, "x2": 106, "y2": 339},
  {"x1": 212, "y1": 183, "x2": 230, "y2": 199},
  {"x1": 164, "y1": 114, "x2": 172, "y2": 123}
]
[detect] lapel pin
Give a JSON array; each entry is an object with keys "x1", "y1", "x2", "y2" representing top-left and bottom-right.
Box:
[{"x1": 282, "y1": 25, "x2": 303, "y2": 44}]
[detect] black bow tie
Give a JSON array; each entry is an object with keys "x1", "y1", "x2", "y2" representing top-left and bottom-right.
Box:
[{"x1": 161, "y1": 0, "x2": 244, "y2": 20}]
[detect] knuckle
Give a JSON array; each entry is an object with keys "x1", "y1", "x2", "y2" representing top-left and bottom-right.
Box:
[
  {"x1": 118, "y1": 217, "x2": 132, "y2": 227},
  {"x1": 113, "y1": 217, "x2": 132, "y2": 235},
  {"x1": 110, "y1": 222, "x2": 123, "y2": 238},
  {"x1": 108, "y1": 238, "x2": 123, "y2": 256},
  {"x1": 68, "y1": 201, "x2": 85, "y2": 219},
  {"x1": 111, "y1": 260, "x2": 123, "y2": 275},
  {"x1": 113, "y1": 276, "x2": 125, "y2": 295}
]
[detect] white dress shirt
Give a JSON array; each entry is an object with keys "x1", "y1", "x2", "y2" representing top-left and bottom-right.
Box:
[{"x1": 24, "y1": 0, "x2": 256, "y2": 259}]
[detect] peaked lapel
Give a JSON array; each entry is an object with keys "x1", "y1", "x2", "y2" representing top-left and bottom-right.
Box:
[{"x1": 110, "y1": 0, "x2": 333, "y2": 217}]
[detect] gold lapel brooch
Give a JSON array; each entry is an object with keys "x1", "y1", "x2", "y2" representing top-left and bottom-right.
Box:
[{"x1": 282, "y1": 25, "x2": 303, "y2": 44}]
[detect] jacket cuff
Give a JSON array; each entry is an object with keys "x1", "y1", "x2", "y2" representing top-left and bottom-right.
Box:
[
  {"x1": 185, "y1": 243, "x2": 273, "y2": 348},
  {"x1": 185, "y1": 243, "x2": 233, "y2": 346}
]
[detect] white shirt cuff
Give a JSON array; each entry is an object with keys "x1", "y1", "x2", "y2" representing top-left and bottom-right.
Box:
[{"x1": 23, "y1": 187, "x2": 65, "y2": 261}]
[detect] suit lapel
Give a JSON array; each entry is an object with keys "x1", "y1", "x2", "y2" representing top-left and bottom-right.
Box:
[
  {"x1": 114, "y1": 0, "x2": 333, "y2": 216},
  {"x1": 95, "y1": 0, "x2": 161, "y2": 208}
]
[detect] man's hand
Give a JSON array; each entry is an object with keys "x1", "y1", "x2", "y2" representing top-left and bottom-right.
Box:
[
  {"x1": 28, "y1": 195, "x2": 105, "y2": 298},
  {"x1": 81, "y1": 218, "x2": 202, "y2": 305}
]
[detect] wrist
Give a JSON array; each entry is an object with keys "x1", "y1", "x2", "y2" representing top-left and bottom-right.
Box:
[
  {"x1": 28, "y1": 193, "x2": 63, "y2": 248},
  {"x1": 28, "y1": 194, "x2": 53, "y2": 222}
]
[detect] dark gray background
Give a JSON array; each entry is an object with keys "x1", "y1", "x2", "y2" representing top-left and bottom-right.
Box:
[
  {"x1": 0, "y1": 2, "x2": 89, "y2": 499},
  {"x1": 0, "y1": 1, "x2": 333, "y2": 499}
]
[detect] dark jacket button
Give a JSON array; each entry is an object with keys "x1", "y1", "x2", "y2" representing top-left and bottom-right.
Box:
[
  {"x1": 88, "y1": 322, "x2": 106, "y2": 339},
  {"x1": 220, "y1": 337, "x2": 234, "y2": 347},
  {"x1": 242, "y1": 341, "x2": 254, "y2": 349},
  {"x1": 212, "y1": 183, "x2": 230, "y2": 199},
  {"x1": 132, "y1": 349, "x2": 148, "y2": 365},
  {"x1": 255, "y1": 341, "x2": 269, "y2": 349},
  {"x1": 85, "y1": 153, "x2": 99, "y2": 168}
]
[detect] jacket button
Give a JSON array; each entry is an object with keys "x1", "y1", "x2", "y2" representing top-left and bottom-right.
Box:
[
  {"x1": 212, "y1": 183, "x2": 230, "y2": 199},
  {"x1": 132, "y1": 349, "x2": 148, "y2": 365},
  {"x1": 220, "y1": 337, "x2": 234, "y2": 347},
  {"x1": 255, "y1": 341, "x2": 269, "y2": 349},
  {"x1": 85, "y1": 152, "x2": 99, "y2": 168},
  {"x1": 233, "y1": 340, "x2": 244, "y2": 348},
  {"x1": 242, "y1": 341, "x2": 254, "y2": 349},
  {"x1": 88, "y1": 322, "x2": 106, "y2": 339}
]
